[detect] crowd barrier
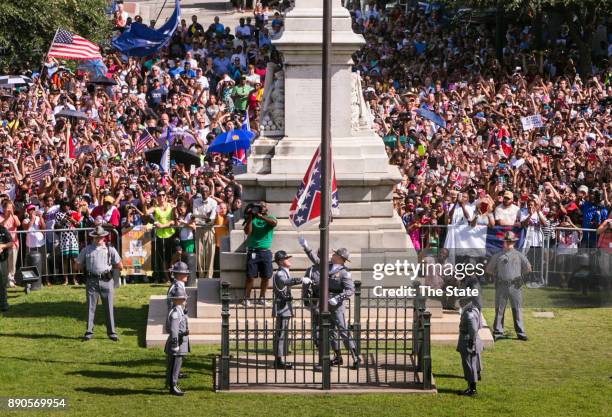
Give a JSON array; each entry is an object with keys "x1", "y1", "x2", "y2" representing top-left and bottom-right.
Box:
[
  {"x1": 417, "y1": 224, "x2": 608, "y2": 288},
  {"x1": 8, "y1": 224, "x2": 229, "y2": 288}
]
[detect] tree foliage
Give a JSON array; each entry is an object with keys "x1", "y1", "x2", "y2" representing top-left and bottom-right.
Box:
[{"x1": 0, "y1": 0, "x2": 111, "y2": 72}]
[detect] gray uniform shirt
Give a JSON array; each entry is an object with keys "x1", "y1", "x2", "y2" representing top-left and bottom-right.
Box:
[
  {"x1": 77, "y1": 244, "x2": 121, "y2": 275},
  {"x1": 328, "y1": 264, "x2": 354, "y2": 308},
  {"x1": 485, "y1": 248, "x2": 531, "y2": 282},
  {"x1": 272, "y1": 267, "x2": 302, "y2": 318}
]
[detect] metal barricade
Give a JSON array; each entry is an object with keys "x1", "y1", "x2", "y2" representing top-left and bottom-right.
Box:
[
  {"x1": 215, "y1": 281, "x2": 433, "y2": 391},
  {"x1": 544, "y1": 226, "x2": 602, "y2": 288},
  {"x1": 416, "y1": 223, "x2": 607, "y2": 288},
  {"x1": 12, "y1": 227, "x2": 119, "y2": 286},
  {"x1": 148, "y1": 225, "x2": 227, "y2": 281}
]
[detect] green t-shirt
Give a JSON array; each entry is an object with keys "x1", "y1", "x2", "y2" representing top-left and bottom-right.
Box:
[
  {"x1": 153, "y1": 206, "x2": 175, "y2": 239},
  {"x1": 232, "y1": 84, "x2": 252, "y2": 111},
  {"x1": 246, "y1": 215, "x2": 276, "y2": 249}
]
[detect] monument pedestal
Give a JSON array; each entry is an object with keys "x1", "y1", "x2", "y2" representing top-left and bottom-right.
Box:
[{"x1": 145, "y1": 0, "x2": 493, "y2": 349}]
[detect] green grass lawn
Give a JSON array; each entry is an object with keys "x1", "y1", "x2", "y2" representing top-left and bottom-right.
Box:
[{"x1": 0, "y1": 284, "x2": 610, "y2": 417}]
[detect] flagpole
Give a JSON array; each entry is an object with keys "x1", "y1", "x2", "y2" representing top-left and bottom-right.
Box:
[
  {"x1": 318, "y1": 0, "x2": 332, "y2": 391},
  {"x1": 32, "y1": 27, "x2": 60, "y2": 96}
]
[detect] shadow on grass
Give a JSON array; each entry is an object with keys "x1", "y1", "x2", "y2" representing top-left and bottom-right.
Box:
[
  {"x1": 433, "y1": 373, "x2": 463, "y2": 380},
  {"x1": 75, "y1": 387, "x2": 166, "y2": 396},
  {"x1": 0, "y1": 332, "x2": 82, "y2": 341},
  {"x1": 67, "y1": 370, "x2": 165, "y2": 379},
  {"x1": 4, "y1": 301, "x2": 148, "y2": 346},
  {"x1": 98, "y1": 357, "x2": 214, "y2": 373}
]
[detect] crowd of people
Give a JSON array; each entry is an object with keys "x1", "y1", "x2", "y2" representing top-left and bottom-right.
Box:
[
  {"x1": 0, "y1": 2, "x2": 290, "y2": 287},
  {"x1": 350, "y1": 3, "x2": 611, "y2": 281},
  {"x1": 0, "y1": 1, "x2": 610, "y2": 290}
]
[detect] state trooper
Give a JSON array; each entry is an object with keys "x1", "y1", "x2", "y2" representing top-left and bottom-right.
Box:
[
  {"x1": 165, "y1": 286, "x2": 190, "y2": 396},
  {"x1": 77, "y1": 226, "x2": 122, "y2": 341},
  {"x1": 298, "y1": 236, "x2": 321, "y2": 348},
  {"x1": 456, "y1": 291, "x2": 484, "y2": 396},
  {"x1": 272, "y1": 250, "x2": 311, "y2": 369},
  {"x1": 167, "y1": 261, "x2": 190, "y2": 313},
  {"x1": 485, "y1": 231, "x2": 531, "y2": 341},
  {"x1": 328, "y1": 248, "x2": 361, "y2": 369}
]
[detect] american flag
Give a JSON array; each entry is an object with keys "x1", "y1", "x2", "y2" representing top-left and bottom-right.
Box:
[
  {"x1": 289, "y1": 145, "x2": 339, "y2": 229},
  {"x1": 48, "y1": 28, "x2": 102, "y2": 61},
  {"x1": 133, "y1": 129, "x2": 155, "y2": 153},
  {"x1": 30, "y1": 162, "x2": 53, "y2": 182}
]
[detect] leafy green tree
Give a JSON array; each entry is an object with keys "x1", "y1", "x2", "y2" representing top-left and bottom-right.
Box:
[{"x1": 0, "y1": 0, "x2": 111, "y2": 72}]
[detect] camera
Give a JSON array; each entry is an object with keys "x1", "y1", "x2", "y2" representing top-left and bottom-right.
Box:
[{"x1": 246, "y1": 202, "x2": 262, "y2": 216}]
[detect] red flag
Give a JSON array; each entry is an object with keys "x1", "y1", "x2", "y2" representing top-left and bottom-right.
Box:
[{"x1": 289, "y1": 145, "x2": 339, "y2": 229}]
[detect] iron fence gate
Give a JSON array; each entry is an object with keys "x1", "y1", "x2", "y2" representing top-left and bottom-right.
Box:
[{"x1": 215, "y1": 281, "x2": 432, "y2": 391}]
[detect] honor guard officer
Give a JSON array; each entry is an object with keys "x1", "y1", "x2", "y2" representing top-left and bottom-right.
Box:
[
  {"x1": 77, "y1": 226, "x2": 122, "y2": 341},
  {"x1": 298, "y1": 236, "x2": 321, "y2": 347},
  {"x1": 167, "y1": 261, "x2": 190, "y2": 312},
  {"x1": 328, "y1": 248, "x2": 361, "y2": 369},
  {"x1": 166, "y1": 286, "x2": 190, "y2": 396},
  {"x1": 272, "y1": 250, "x2": 311, "y2": 369},
  {"x1": 485, "y1": 231, "x2": 531, "y2": 341},
  {"x1": 456, "y1": 291, "x2": 484, "y2": 396}
]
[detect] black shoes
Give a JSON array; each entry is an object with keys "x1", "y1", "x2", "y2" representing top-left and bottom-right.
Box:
[
  {"x1": 458, "y1": 388, "x2": 477, "y2": 396},
  {"x1": 169, "y1": 385, "x2": 184, "y2": 396},
  {"x1": 517, "y1": 335, "x2": 528, "y2": 341},
  {"x1": 109, "y1": 334, "x2": 119, "y2": 342},
  {"x1": 274, "y1": 358, "x2": 293, "y2": 369},
  {"x1": 82, "y1": 332, "x2": 93, "y2": 341},
  {"x1": 330, "y1": 352, "x2": 343, "y2": 366}
]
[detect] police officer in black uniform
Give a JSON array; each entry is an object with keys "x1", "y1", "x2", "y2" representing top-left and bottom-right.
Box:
[{"x1": 272, "y1": 250, "x2": 310, "y2": 369}]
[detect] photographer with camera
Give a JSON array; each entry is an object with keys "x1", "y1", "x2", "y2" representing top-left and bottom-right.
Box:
[{"x1": 243, "y1": 200, "x2": 277, "y2": 306}]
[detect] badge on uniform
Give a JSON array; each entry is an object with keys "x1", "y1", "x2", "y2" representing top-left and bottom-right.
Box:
[{"x1": 251, "y1": 252, "x2": 256, "y2": 260}]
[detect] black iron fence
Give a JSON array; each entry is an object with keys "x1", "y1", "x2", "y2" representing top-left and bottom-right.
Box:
[{"x1": 215, "y1": 281, "x2": 433, "y2": 391}]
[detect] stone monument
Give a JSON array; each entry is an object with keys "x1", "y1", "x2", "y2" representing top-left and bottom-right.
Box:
[
  {"x1": 145, "y1": 0, "x2": 493, "y2": 348},
  {"x1": 223, "y1": 0, "x2": 414, "y2": 288}
]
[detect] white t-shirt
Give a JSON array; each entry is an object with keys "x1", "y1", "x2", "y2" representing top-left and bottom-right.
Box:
[
  {"x1": 494, "y1": 203, "x2": 520, "y2": 226},
  {"x1": 519, "y1": 208, "x2": 546, "y2": 247},
  {"x1": 245, "y1": 73, "x2": 260, "y2": 86},
  {"x1": 23, "y1": 216, "x2": 45, "y2": 248},
  {"x1": 178, "y1": 213, "x2": 194, "y2": 241},
  {"x1": 448, "y1": 202, "x2": 476, "y2": 225}
]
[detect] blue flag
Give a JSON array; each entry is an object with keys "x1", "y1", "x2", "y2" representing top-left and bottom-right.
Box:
[{"x1": 111, "y1": 0, "x2": 180, "y2": 57}]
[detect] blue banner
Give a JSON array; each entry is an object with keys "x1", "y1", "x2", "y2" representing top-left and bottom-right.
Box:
[{"x1": 111, "y1": 0, "x2": 180, "y2": 57}]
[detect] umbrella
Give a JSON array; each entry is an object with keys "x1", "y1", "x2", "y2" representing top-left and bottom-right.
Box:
[
  {"x1": 88, "y1": 75, "x2": 117, "y2": 86},
  {"x1": 144, "y1": 146, "x2": 201, "y2": 167},
  {"x1": 0, "y1": 75, "x2": 32, "y2": 89},
  {"x1": 77, "y1": 60, "x2": 108, "y2": 78},
  {"x1": 55, "y1": 108, "x2": 90, "y2": 120},
  {"x1": 207, "y1": 129, "x2": 253, "y2": 154},
  {"x1": 415, "y1": 108, "x2": 446, "y2": 128}
]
